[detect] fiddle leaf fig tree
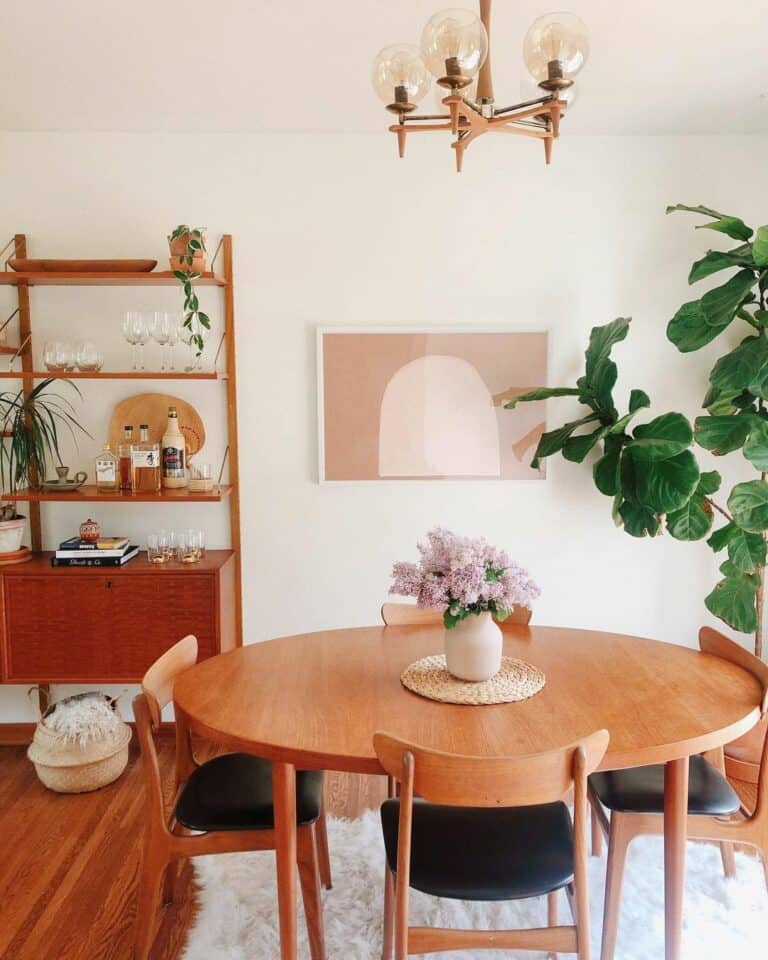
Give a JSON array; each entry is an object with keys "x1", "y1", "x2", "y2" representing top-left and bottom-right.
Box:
[{"x1": 506, "y1": 203, "x2": 768, "y2": 659}]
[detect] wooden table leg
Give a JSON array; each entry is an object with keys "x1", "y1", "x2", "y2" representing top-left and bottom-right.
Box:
[
  {"x1": 274, "y1": 761, "x2": 298, "y2": 960},
  {"x1": 664, "y1": 757, "x2": 689, "y2": 960}
]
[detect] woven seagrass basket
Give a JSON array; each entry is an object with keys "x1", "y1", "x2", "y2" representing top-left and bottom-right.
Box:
[{"x1": 27, "y1": 715, "x2": 132, "y2": 794}]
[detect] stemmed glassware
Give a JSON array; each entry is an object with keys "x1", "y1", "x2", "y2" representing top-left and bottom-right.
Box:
[
  {"x1": 150, "y1": 311, "x2": 171, "y2": 371},
  {"x1": 122, "y1": 311, "x2": 149, "y2": 371}
]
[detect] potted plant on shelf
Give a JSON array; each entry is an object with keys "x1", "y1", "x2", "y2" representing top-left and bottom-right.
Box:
[
  {"x1": 505, "y1": 202, "x2": 768, "y2": 779},
  {"x1": 390, "y1": 527, "x2": 540, "y2": 681},
  {"x1": 168, "y1": 225, "x2": 211, "y2": 363},
  {"x1": 0, "y1": 379, "x2": 90, "y2": 558}
]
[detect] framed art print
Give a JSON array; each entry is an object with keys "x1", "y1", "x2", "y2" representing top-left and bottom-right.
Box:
[{"x1": 317, "y1": 327, "x2": 548, "y2": 482}]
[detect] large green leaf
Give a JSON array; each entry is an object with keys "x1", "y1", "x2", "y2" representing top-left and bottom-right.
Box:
[
  {"x1": 697, "y1": 470, "x2": 722, "y2": 495},
  {"x1": 629, "y1": 412, "x2": 693, "y2": 461},
  {"x1": 709, "y1": 335, "x2": 768, "y2": 395},
  {"x1": 743, "y1": 416, "x2": 768, "y2": 470},
  {"x1": 629, "y1": 389, "x2": 651, "y2": 413},
  {"x1": 619, "y1": 501, "x2": 661, "y2": 538},
  {"x1": 705, "y1": 569, "x2": 759, "y2": 633},
  {"x1": 583, "y1": 318, "x2": 630, "y2": 411},
  {"x1": 707, "y1": 521, "x2": 767, "y2": 573},
  {"x1": 688, "y1": 245, "x2": 754, "y2": 284},
  {"x1": 728, "y1": 480, "x2": 768, "y2": 533},
  {"x1": 632, "y1": 450, "x2": 700, "y2": 513},
  {"x1": 702, "y1": 384, "x2": 754, "y2": 416},
  {"x1": 593, "y1": 436, "x2": 625, "y2": 496},
  {"x1": 667, "y1": 299, "x2": 727, "y2": 353},
  {"x1": 562, "y1": 425, "x2": 610, "y2": 463},
  {"x1": 503, "y1": 387, "x2": 582, "y2": 410},
  {"x1": 700, "y1": 270, "x2": 758, "y2": 327},
  {"x1": 666, "y1": 496, "x2": 713, "y2": 541},
  {"x1": 531, "y1": 414, "x2": 600, "y2": 469},
  {"x1": 753, "y1": 226, "x2": 768, "y2": 268},
  {"x1": 666, "y1": 203, "x2": 754, "y2": 242},
  {"x1": 694, "y1": 414, "x2": 752, "y2": 455}
]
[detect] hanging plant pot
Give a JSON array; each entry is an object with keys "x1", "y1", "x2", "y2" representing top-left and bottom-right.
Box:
[{"x1": 168, "y1": 228, "x2": 207, "y2": 272}]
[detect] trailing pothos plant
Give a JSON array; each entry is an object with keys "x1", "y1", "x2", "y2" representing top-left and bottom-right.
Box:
[
  {"x1": 506, "y1": 203, "x2": 768, "y2": 659},
  {"x1": 169, "y1": 225, "x2": 210, "y2": 357}
]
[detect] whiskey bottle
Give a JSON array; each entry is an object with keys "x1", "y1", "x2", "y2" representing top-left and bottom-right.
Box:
[
  {"x1": 131, "y1": 423, "x2": 161, "y2": 494},
  {"x1": 161, "y1": 406, "x2": 187, "y2": 489},
  {"x1": 95, "y1": 443, "x2": 119, "y2": 492},
  {"x1": 118, "y1": 424, "x2": 134, "y2": 492}
]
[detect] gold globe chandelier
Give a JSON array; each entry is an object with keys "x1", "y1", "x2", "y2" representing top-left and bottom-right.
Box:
[{"x1": 371, "y1": 3, "x2": 589, "y2": 171}]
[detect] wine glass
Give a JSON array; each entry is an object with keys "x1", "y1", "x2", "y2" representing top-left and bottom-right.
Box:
[
  {"x1": 150, "y1": 311, "x2": 171, "y2": 371},
  {"x1": 133, "y1": 312, "x2": 151, "y2": 371},
  {"x1": 167, "y1": 313, "x2": 181, "y2": 371},
  {"x1": 122, "y1": 311, "x2": 141, "y2": 370}
]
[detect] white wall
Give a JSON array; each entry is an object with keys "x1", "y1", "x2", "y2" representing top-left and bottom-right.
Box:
[{"x1": 0, "y1": 131, "x2": 765, "y2": 720}]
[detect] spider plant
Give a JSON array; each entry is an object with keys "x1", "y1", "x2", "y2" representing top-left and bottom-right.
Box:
[{"x1": 0, "y1": 379, "x2": 91, "y2": 499}]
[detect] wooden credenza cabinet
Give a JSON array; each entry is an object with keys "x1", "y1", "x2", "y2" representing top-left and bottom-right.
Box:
[{"x1": 0, "y1": 550, "x2": 236, "y2": 683}]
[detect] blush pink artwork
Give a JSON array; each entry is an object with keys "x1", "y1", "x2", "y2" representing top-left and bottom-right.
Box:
[{"x1": 319, "y1": 329, "x2": 547, "y2": 481}]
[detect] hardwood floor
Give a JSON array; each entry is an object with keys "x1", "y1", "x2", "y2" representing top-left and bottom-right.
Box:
[
  {"x1": 0, "y1": 737, "x2": 757, "y2": 960},
  {"x1": 0, "y1": 736, "x2": 386, "y2": 960}
]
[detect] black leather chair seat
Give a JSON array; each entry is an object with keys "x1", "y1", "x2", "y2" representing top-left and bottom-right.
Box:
[
  {"x1": 175, "y1": 753, "x2": 323, "y2": 832},
  {"x1": 589, "y1": 755, "x2": 740, "y2": 816},
  {"x1": 381, "y1": 799, "x2": 574, "y2": 901}
]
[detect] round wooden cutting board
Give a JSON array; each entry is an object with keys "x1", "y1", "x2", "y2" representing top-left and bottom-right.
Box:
[{"x1": 108, "y1": 393, "x2": 205, "y2": 456}]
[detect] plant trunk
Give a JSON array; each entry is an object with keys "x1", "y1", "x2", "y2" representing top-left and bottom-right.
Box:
[{"x1": 757, "y1": 470, "x2": 767, "y2": 662}]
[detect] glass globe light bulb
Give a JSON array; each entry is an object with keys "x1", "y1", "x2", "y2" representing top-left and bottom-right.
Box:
[
  {"x1": 420, "y1": 8, "x2": 488, "y2": 89},
  {"x1": 371, "y1": 44, "x2": 431, "y2": 113},
  {"x1": 523, "y1": 12, "x2": 589, "y2": 90}
]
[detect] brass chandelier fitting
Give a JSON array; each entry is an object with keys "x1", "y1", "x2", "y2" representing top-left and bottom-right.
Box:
[{"x1": 371, "y1": 2, "x2": 589, "y2": 171}]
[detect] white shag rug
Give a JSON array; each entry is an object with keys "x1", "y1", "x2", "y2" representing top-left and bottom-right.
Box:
[{"x1": 183, "y1": 810, "x2": 768, "y2": 960}]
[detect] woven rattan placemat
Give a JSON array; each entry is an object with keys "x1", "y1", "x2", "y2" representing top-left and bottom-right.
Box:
[{"x1": 400, "y1": 654, "x2": 546, "y2": 705}]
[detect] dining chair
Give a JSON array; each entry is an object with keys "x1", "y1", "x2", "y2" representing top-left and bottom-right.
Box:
[
  {"x1": 374, "y1": 728, "x2": 609, "y2": 960},
  {"x1": 588, "y1": 626, "x2": 768, "y2": 960},
  {"x1": 381, "y1": 602, "x2": 532, "y2": 626},
  {"x1": 133, "y1": 634, "x2": 329, "y2": 960}
]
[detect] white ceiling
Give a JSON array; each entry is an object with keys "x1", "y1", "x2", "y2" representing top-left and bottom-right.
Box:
[{"x1": 1, "y1": 0, "x2": 767, "y2": 135}]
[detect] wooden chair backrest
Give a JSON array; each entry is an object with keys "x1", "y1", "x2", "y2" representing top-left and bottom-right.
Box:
[
  {"x1": 373, "y1": 729, "x2": 608, "y2": 807},
  {"x1": 381, "y1": 602, "x2": 532, "y2": 628},
  {"x1": 699, "y1": 626, "x2": 768, "y2": 716},
  {"x1": 141, "y1": 634, "x2": 198, "y2": 729},
  {"x1": 699, "y1": 626, "x2": 768, "y2": 817}
]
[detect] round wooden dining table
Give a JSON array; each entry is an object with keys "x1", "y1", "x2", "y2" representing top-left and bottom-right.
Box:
[{"x1": 174, "y1": 623, "x2": 763, "y2": 960}]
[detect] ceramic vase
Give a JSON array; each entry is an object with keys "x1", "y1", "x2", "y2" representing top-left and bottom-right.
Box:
[{"x1": 444, "y1": 611, "x2": 503, "y2": 681}]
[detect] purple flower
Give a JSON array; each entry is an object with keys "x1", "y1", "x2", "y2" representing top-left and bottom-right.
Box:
[{"x1": 389, "y1": 527, "x2": 541, "y2": 621}]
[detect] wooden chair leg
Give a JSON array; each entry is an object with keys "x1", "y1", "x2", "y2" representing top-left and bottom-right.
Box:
[
  {"x1": 591, "y1": 807, "x2": 603, "y2": 857},
  {"x1": 704, "y1": 747, "x2": 737, "y2": 879},
  {"x1": 600, "y1": 813, "x2": 634, "y2": 960},
  {"x1": 547, "y1": 889, "x2": 558, "y2": 960},
  {"x1": 134, "y1": 837, "x2": 168, "y2": 960},
  {"x1": 297, "y1": 824, "x2": 326, "y2": 960},
  {"x1": 316, "y1": 801, "x2": 333, "y2": 890},
  {"x1": 382, "y1": 864, "x2": 395, "y2": 960}
]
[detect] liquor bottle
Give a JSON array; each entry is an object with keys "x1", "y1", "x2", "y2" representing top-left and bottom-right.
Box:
[
  {"x1": 131, "y1": 423, "x2": 161, "y2": 494},
  {"x1": 95, "y1": 443, "x2": 119, "y2": 492},
  {"x1": 161, "y1": 406, "x2": 187, "y2": 489},
  {"x1": 118, "y1": 424, "x2": 134, "y2": 492}
]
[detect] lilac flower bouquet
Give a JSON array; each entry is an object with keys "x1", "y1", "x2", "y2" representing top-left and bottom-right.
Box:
[{"x1": 390, "y1": 528, "x2": 540, "y2": 629}]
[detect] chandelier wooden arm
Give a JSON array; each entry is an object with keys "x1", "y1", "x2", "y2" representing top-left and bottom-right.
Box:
[{"x1": 477, "y1": 0, "x2": 494, "y2": 102}]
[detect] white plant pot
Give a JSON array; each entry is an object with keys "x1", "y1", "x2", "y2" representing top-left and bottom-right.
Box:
[
  {"x1": 444, "y1": 611, "x2": 503, "y2": 681},
  {"x1": 0, "y1": 516, "x2": 26, "y2": 554}
]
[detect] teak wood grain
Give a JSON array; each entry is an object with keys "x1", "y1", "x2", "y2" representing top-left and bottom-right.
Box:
[
  {"x1": 174, "y1": 624, "x2": 762, "y2": 775},
  {"x1": 174, "y1": 623, "x2": 763, "y2": 960}
]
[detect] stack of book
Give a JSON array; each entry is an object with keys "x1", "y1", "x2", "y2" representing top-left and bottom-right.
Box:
[{"x1": 51, "y1": 536, "x2": 140, "y2": 568}]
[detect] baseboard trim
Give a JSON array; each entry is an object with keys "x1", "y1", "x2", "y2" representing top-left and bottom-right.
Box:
[{"x1": 0, "y1": 720, "x2": 174, "y2": 746}]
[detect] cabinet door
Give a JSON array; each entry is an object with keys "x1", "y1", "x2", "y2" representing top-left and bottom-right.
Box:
[
  {"x1": 3, "y1": 573, "x2": 216, "y2": 682},
  {"x1": 4, "y1": 576, "x2": 111, "y2": 681},
  {"x1": 107, "y1": 574, "x2": 215, "y2": 678}
]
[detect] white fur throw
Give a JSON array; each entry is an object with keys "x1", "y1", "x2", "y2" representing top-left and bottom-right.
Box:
[{"x1": 44, "y1": 692, "x2": 122, "y2": 745}]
